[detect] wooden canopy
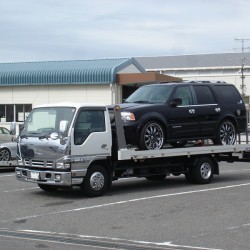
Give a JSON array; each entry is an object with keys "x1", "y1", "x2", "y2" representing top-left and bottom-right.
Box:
[{"x1": 116, "y1": 72, "x2": 182, "y2": 86}]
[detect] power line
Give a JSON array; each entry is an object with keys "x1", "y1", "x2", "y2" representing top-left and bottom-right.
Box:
[{"x1": 234, "y1": 38, "x2": 250, "y2": 53}]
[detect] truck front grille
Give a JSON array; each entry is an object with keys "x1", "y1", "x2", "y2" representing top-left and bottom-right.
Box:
[{"x1": 24, "y1": 159, "x2": 53, "y2": 168}]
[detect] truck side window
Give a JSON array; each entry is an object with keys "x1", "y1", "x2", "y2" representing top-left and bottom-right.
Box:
[
  {"x1": 74, "y1": 110, "x2": 105, "y2": 145},
  {"x1": 193, "y1": 85, "x2": 216, "y2": 104}
]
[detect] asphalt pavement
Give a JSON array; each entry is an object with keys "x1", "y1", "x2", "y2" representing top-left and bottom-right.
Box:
[{"x1": 0, "y1": 162, "x2": 250, "y2": 250}]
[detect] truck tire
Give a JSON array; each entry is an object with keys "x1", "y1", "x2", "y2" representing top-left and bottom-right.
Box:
[
  {"x1": 190, "y1": 157, "x2": 214, "y2": 184},
  {"x1": 82, "y1": 165, "x2": 109, "y2": 197},
  {"x1": 38, "y1": 184, "x2": 58, "y2": 192}
]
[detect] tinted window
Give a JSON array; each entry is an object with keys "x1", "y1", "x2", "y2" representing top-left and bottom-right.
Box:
[
  {"x1": 193, "y1": 85, "x2": 216, "y2": 104},
  {"x1": 214, "y1": 85, "x2": 242, "y2": 104},
  {"x1": 125, "y1": 85, "x2": 174, "y2": 104},
  {"x1": 173, "y1": 86, "x2": 193, "y2": 105}
]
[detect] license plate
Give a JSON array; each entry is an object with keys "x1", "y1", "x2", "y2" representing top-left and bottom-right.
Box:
[{"x1": 30, "y1": 171, "x2": 39, "y2": 180}]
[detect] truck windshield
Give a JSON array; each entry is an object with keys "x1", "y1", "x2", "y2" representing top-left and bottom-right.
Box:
[
  {"x1": 20, "y1": 107, "x2": 76, "y2": 137},
  {"x1": 125, "y1": 85, "x2": 174, "y2": 104}
]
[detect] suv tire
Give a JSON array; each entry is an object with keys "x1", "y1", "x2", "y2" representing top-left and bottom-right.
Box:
[
  {"x1": 214, "y1": 120, "x2": 236, "y2": 145},
  {"x1": 139, "y1": 121, "x2": 165, "y2": 150}
]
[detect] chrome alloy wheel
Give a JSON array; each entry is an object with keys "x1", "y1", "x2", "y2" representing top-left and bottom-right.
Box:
[
  {"x1": 144, "y1": 122, "x2": 164, "y2": 150},
  {"x1": 219, "y1": 121, "x2": 236, "y2": 145},
  {"x1": 89, "y1": 172, "x2": 105, "y2": 191},
  {"x1": 200, "y1": 162, "x2": 212, "y2": 180}
]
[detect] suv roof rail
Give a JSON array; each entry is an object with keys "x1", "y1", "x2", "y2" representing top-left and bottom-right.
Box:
[
  {"x1": 158, "y1": 80, "x2": 228, "y2": 85},
  {"x1": 184, "y1": 80, "x2": 227, "y2": 84}
]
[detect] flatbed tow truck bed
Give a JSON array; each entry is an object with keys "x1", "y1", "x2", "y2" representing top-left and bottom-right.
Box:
[
  {"x1": 114, "y1": 104, "x2": 250, "y2": 162},
  {"x1": 118, "y1": 144, "x2": 250, "y2": 161}
]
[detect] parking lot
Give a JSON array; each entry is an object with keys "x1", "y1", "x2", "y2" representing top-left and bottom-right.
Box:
[{"x1": 0, "y1": 162, "x2": 250, "y2": 250}]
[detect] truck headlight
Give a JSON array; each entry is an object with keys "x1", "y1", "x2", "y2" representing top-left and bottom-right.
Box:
[
  {"x1": 55, "y1": 162, "x2": 71, "y2": 169},
  {"x1": 121, "y1": 112, "x2": 136, "y2": 121}
]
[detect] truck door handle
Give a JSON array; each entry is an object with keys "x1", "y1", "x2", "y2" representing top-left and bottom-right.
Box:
[
  {"x1": 189, "y1": 109, "x2": 195, "y2": 114},
  {"x1": 101, "y1": 144, "x2": 108, "y2": 150},
  {"x1": 215, "y1": 108, "x2": 221, "y2": 112}
]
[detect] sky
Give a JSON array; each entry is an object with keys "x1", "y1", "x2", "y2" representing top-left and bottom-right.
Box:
[{"x1": 0, "y1": 0, "x2": 250, "y2": 63}]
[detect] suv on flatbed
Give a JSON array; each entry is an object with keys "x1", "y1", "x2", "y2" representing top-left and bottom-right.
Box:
[{"x1": 117, "y1": 81, "x2": 246, "y2": 150}]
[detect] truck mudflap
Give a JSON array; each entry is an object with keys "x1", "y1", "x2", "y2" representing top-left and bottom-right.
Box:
[{"x1": 15, "y1": 167, "x2": 85, "y2": 186}]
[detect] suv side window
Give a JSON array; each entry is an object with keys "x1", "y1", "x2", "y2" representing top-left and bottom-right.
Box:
[
  {"x1": 193, "y1": 85, "x2": 216, "y2": 104},
  {"x1": 173, "y1": 86, "x2": 193, "y2": 106},
  {"x1": 214, "y1": 85, "x2": 242, "y2": 104}
]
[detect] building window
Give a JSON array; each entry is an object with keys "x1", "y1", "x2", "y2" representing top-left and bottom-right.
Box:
[
  {"x1": 0, "y1": 105, "x2": 5, "y2": 122},
  {"x1": 6, "y1": 105, "x2": 14, "y2": 122},
  {"x1": 0, "y1": 104, "x2": 32, "y2": 122}
]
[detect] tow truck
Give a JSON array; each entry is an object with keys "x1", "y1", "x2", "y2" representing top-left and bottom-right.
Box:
[{"x1": 15, "y1": 103, "x2": 250, "y2": 197}]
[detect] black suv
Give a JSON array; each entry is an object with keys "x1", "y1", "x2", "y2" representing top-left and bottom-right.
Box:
[{"x1": 118, "y1": 81, "x2": 246, "y2": 150}]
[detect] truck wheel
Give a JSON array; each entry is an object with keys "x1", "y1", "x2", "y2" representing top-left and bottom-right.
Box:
[
  {"x1": 190, "y1": 157, "x2": 214, "y2": 184},
  {"x1": 139, "y1": 121, "x2": 165, "y2": 150},
  {"x1": 82, "y1": 165, "x2": 108, "y2": 197},
  {"x1": 38, "y1": 184, "x2": 58, "y2": 192}
]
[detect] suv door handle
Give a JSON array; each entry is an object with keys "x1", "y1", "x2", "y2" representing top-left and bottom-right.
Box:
[
  {"x1": 189, "y1": 109, "x2": 195, "y2": 114},
  {"x1": 215, "y1": 108, "x2": 221, "y2": 112}
]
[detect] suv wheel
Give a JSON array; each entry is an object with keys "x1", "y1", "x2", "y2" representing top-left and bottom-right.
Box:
[
  {"x1": 214, "y1": 120, "x2": 236, "y2": 145},
  {"x1": 139, "y1": 121, "x2": 164, "y2": 150}
]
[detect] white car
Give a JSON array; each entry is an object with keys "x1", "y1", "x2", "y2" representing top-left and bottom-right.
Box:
[
  {"x1": 0, "y1": 127, "x2": 17, "y2": 161},
  {"x1": 0, "y1": 127, "x2": 13, "y2": 143}
]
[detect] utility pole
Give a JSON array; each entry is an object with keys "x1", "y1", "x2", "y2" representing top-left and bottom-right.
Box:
[{"x1": 234, "y1": 38, "x2": 250, "y2": 96}]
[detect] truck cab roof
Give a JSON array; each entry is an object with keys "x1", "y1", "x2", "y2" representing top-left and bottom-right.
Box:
[{"x1": 34, "y1": 102, "x2": 107, "y2": 109}]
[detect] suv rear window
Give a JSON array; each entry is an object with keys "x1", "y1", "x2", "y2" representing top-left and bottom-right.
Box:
[
  {"x1": 193, "y1": 85, "x2": 216, "y2": 104},
  {"x1": 214, "y1": 85, "x2": 242, "y2": 104}
]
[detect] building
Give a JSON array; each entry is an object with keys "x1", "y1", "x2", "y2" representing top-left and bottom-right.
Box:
[
  {"x1": 136, "y1": 52, "x2": 250, "y2": 104},
  {"x1": 0, "y1": 57, "x2": 181, "y2": 128},
  {"x1": 3, "y1": 52, "x2": 247, "y2": 129}
]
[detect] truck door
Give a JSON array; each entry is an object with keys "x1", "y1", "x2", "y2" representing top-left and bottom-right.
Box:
[{"x1": 71, "y1": 108, "x2": 112, "y2": 156}]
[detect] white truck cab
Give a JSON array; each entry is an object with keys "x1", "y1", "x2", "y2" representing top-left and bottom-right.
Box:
[{"x1": 16, "y1": 103, "x2": 112, "y2": 192}]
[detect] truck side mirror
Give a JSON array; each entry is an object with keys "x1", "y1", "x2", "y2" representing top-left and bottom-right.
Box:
[
  {"x1": 170, "y1": 97, "x2": 182, "y2": 107},
  {"x1": 59, "y1": 120, "x2": 69, "y2": 133},
  {"x1": 10, "y1": 122, "x2": 16, "y2": 135}
]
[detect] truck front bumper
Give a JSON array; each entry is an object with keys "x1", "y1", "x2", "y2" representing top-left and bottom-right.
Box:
[{"x1": 15, "y1": 167, "x2": 86, "y2": 186}]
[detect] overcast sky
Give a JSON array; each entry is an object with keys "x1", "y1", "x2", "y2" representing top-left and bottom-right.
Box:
[{"x1": 0, "y1": 0, "x2": 250, "y2": 63}]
